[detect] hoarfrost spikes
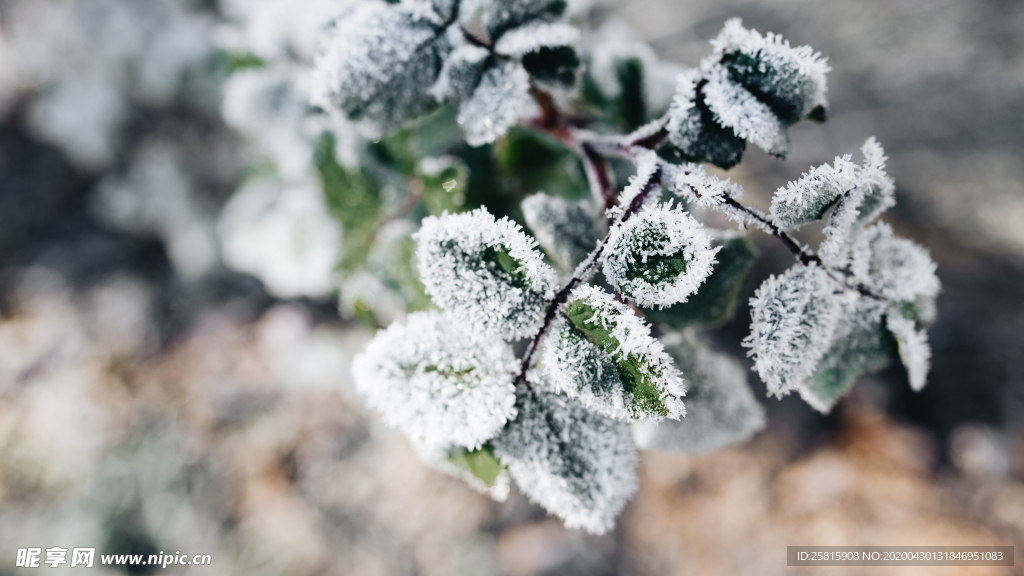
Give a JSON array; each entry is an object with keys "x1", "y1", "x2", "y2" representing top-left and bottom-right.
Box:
[
  {"x1": 743, "y1": 264, "x2": 845, "y2": 397},
  {"x1": 458, "y1": 58, "x2": 531, "y2": 146},
  {"x1": 352, "y1": 311, "x2": 518, "y2": 450},
  {"x1": 603, "y1": 202, "x2": 720, "y2": 308},
  {"x1": 702, "y1": 65, "x2": 789, "y2": 157},
  {"x1": 416, "y1": 208, "x2": 557, "y2": 340},
  {"x1": 544, "y1": 285, "x2": 686, "y2": 421},
  {"x1": 769, "y1": 154, "x2": 859, "y2": 230},
  {"x1": 492, "y1": 384, "x2": 638, "y2": 534},
  {"x1": 851, "y1": 223, "x2": 940, "y2": 304},
  {"x1": 634, "y1": 332, "x2": 764, "y2": 454}
]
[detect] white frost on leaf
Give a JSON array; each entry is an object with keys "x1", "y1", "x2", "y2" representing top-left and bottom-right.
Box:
[
  {"x1": 492, "y1": 384, "x2": 638, "y2": 534},
  {"x1": 585, "y1": 19, "x2": 682, "y2": 116},
  {"x1": 494, "y1": 21, "x2": 580, "y2": 58},
  {"x1": 709, "y1": 18, "x2": 830, "y2": 122},
  {"x1": 603, "y1": 202, "x2": 720, "y2": 308},
  {"x1": 851, "y1": 223, "x2": 941, "y2": 304},
  {"x1": 218, "y1": 175, "x2": 340, "y2": 299},
  {"x1": 310, "y1": 0, "x2": 455, "y2": 137},
  {"x1": 544, "y1": 285, "x2": 686, "y2": 421},
  {"x1": 633, "y1": 332, "x2": 764, "y2": 454},
  {"x1": 702, "y1": 65, "x2": 789, "y2": 157},
  {"x1": 743, "y1": 264, "x2": 845, "y2": 397},
  {"x1": 521, "y1": 193, "x2": 601, "y2": 271},
  {"x1": 458, "y1": 58, "x2": 531, "y2": 146},
  {"x1": 769, "y1": 154, "x2": 859, "y2": 230},
  {"x1": 415, "y1": 208, "x2": 557, "y2": 340},
  {"x1": 352, "y1": 310, "x2": 518, "y2": 450},
  {"x1": 886, "y1": 314, "x2": 932, "y2": 392}
]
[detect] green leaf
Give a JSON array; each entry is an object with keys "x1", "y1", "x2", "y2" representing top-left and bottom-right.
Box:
[
  {"x1": 521, "y1": 194, "x2": 601, "y2": 271},
  {"x1": 225, "y1": 52, "x2": 266, "y2": 73},
  {"x1": 799, "y1": 299, "x2": 898, "y2": 413},
  {"x1": 724, "y1": 51, "x2": 814, "y2": 125},
  {"x1": 495, "y1": 127, "x2": 589, "y2": 202},
  {"x1": 644, "y1": 236, "x2": 756, "y2": 329},
  {"x1": 315, "y1": 132, "x2": 383, "y2": 272},
  {"x1": 522, "y1": 46, "x2": 580, "y2": 89},
  {"x1": 665, "y1": 100, "x2": 747, "y2": 170},
  {"x1": 446, "y1": 443, "x2": 504, "y2": 488},
  {"x1": 564, "y1": 300, "x2": 668, "y2": 418},
  {"x1": 615, "y1": 57, "x2": 647, "y2": 131}
]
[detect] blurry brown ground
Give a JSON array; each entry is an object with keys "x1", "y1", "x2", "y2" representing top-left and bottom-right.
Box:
[
  {"x1": 2, "y1": 0, "x2": 1024, "y2": 574},
  {"x1": 0, "y1": 273, "x2": 1022, "y2": 575}
]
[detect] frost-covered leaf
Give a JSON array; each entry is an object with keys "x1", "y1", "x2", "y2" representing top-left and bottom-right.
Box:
[
  {"x1": 798, "y1": 297, "x2": 896, "y2": 412},
  {"x1": 415, "y1": 208, "x2": 557, "y2": 339},
  {"x1": 711, "y1": 18, "x2": 830, "y2": 125},
  {"x1": 458, "y1": 58, "x2": 531, "y2": 146},
  {"x1": 352, "y1": 311, "x2": 518, "y2": 450},
  {"x1": 521, "y1": 193, "x2": 601, "y2": 271},
  {"x1": 743, "y1": 264, "x2": 844, "y2": 397},
  {"x1": 603, "y1": 202, "x2": 720, "y2": 308},
  {"x1": 492, "y1": 385, "x2": 638, "y2": 534},
  {"x1": 819, "y1": 138, "x2": 896, "y2": 265},
  {"x1": 544, "y1": 285, "x2": 685, "y2": 421},
  {"x1": 886, "y1": 313, "x2": 932, "y2": 391},
  {"x1": 851, "y1": 223, "x2": 940, "y2": 304},
  {"x1": 702, "y1": 65, "x2": 789, "y2": 157},
  {"x1": 634, "y1": 332, "x2": 764, "y2": 454},
  {"x1": 643, "y1": 236, "x2": 756, "y2": 329},
  {"x1": 769, "y1": 154, "x2": 858, "y2": 229},
  {"x1": 666, "y1": 70, "x2": 746, "y2": 169},
  {"x1": 311, "y1": 1, "x2": 457, "y2": 136}
]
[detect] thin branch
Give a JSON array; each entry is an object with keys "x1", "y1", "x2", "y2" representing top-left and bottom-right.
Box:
[{"x1": 515, "y1": 168, "x2": 662, "y2": 385}]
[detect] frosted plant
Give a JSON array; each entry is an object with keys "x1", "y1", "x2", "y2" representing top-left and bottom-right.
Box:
[
  {"x1": 352, "y1": 310, "x2": 518, "y2": 450},
  {"x1": 544, "y1": 284, "x2": 686, "y2": 421},
  {"x1": 492, "y1": 381, "x2": 638, "y2": 534},
  {"x1": 416, "y1": 208, "x2": 558, "y2": 339},
  {"x1": 603, "y1": 202, "x2": 720, "y2": 308},
  {"x1": 258, "y1": 8, "x2": 943, "y2": 533}
]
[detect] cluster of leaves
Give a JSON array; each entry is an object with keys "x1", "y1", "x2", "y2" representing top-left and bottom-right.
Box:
[{"x1": 300, "y1": 1, "x2": 940, "y2": 535}]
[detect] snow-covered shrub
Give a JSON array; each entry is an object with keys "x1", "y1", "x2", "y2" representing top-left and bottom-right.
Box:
[{"x1": 217, "y1": 1, "x2": 940, "y2": 534}]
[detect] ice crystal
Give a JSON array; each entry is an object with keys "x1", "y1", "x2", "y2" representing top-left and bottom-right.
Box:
[
  {"x1": 769, "y1": 154, "x2": 859, "y2": 229},
  {"x1": 634, "y1": 332, "x2": 764, "y2": 454},
  {"x1": 416, "y1": 208, "x2": 557, "y2": 340},
  {"x1": 494, "y1": 21, "x2": 579, "y2": 58},
  {"x1": 544, "y1": 285, "x2": 685, "y2": 421},
  {"x1": 311, "y1": 0, "x2": 456, "y2": 137},
  {"x1": 744, "y1": 264, "x2": 845, "y2": 397},
  {"x1": 430, "y1": 42, "x2": 491, "y2": 103},
  {"x1": 603, "y1": 202, "x2": 720, "y2": 308},
  {"x1": 616, "y1": 149, "x2": 661, "y2": 208},
  {"x1": 492, "y1": 384, "x2": 638, "y2": 534},
  {"x1": 352, "y1": 310, "x2": 518, "y2": 450},
  {"x1": 476, "y1": 0, "x2": 569, "y2": 42},
  {"x1": 521, "y1": 193, "x2": 601, "y2": 271}
]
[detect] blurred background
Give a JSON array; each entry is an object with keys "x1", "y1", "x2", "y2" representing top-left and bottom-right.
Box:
[{"x1": 1, "y1": 0, "x2": 1023, "y2": 574}]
